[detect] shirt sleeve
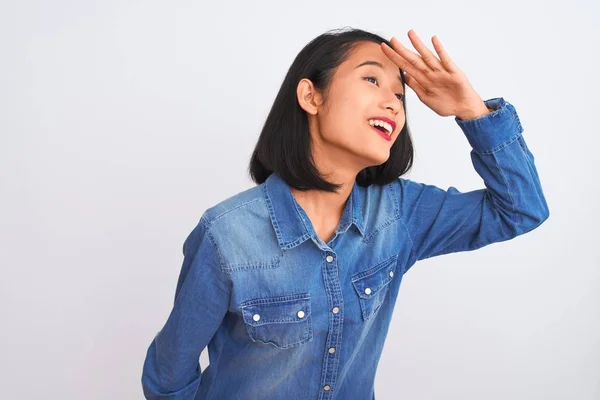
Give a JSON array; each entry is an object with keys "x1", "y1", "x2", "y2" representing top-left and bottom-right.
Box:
[
  {"x1": 397, "y1": 97, "x2": 550, "y2": 268},
  {"x1": 141, "y1": 213, "x2": 231, "y2": 399}
]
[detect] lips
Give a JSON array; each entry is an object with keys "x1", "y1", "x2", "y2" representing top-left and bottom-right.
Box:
[
  {"x1": 371, "y1": 125, "x2": 391, "y2": 141},
  {"x1": 368, "y1": 116, "x2": 396, "y2": 133}
]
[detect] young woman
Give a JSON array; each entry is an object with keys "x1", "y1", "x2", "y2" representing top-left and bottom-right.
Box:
[{"x1": 142, "y1": 28, "x2": 549, "y2": 399}]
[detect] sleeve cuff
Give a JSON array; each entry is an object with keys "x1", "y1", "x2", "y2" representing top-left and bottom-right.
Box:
[{"x1": 455, "y1": 97, "x2": 524, "y2": 154}]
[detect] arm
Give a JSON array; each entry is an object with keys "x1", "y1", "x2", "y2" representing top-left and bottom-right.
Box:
[
  {"x1": 398, "y1": 97, "x2": 550, "y2": 267},
  {"x1": 141, "y1": 214, "x2": 230, "y2": 399}
]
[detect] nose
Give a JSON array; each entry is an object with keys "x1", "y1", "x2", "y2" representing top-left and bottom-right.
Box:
[{"x1": 382, "y1": 89, "x2": 402, "y2": 115}]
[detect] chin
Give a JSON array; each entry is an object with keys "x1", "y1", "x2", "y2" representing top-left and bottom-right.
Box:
[{"x1": 363, "y1": 151, "x2": 390, "y2": 168}]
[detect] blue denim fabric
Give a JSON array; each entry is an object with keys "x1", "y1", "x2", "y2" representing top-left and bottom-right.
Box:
[{"x1": 142, "y1": 97, "x2": 549, "y2": 399}]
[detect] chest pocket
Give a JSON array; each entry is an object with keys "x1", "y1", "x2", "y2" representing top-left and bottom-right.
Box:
[
  {"x1": 239, "y1": 293, "x2": 313, "y2": 349},
  {"x1": 351, "y1": 255, "x2": 398, "y2": 321}
]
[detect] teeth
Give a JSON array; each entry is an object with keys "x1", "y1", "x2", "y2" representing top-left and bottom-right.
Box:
[{"x1": 368, "y1": 119, "x2": 392, "y2": 136}]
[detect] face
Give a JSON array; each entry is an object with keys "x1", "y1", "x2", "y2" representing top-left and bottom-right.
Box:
[{"x1": 298, "y1": 41, "x2": 406, "y2": 173}]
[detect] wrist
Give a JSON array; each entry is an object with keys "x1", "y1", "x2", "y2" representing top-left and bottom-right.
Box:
[{"x1": 455, "y1": 101, "x2": 492, "y2": 120}]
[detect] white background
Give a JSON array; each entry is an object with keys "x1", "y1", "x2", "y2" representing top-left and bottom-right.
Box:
[{"x1": 1, "y1": 0, "x2": 598, "y2": 399}]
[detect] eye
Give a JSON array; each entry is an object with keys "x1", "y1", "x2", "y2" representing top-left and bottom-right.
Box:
[{"x1": 364, "y1": 76, "x2": 404, "y2": 102}]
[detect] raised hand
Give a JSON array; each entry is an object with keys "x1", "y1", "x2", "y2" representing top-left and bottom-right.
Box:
[{"x1": 381, "y1": 30, "x2": 491, "y2": 120}]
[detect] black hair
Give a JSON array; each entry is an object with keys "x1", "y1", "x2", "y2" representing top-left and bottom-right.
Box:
[{"x1": 248, "y1": 27, "x2": 414, "y2": 192}]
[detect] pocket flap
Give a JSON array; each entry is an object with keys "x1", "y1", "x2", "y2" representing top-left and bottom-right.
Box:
[
  {"x1": 240, "y1": 293, "x2": 311, "y2": 327},
  {"x1": 351, "y1": 255, "x2": 398, "y2": 299}
]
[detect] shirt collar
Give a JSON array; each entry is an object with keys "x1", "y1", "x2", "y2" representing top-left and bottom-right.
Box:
[{"x1": 263, "y1": 172, "x2": 365, "y2": 249}]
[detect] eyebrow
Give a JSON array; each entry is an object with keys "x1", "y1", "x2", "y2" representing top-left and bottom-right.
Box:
[{"x1": 354, "y1": 60, "x2": 403, "y2": 85}]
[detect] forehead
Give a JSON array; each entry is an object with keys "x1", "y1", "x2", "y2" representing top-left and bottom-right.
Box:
[{"x1": 341, "y1": 41, "x2": 401, "y2": 77}]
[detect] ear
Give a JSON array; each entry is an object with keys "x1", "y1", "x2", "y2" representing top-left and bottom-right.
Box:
[{"x1": 296, "y1": 78, "x2": 323, "y2": 115}]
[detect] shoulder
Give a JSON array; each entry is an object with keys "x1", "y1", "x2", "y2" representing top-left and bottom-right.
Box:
[
  {"x1": 191, "y1": 182, "x2": 282, "y2": 270},
  {"x1": 366, "y1": 176, "x2": 438, "y2": 221},
  {"x1": 199, "y1": 183, "x2": 267, "y2": 228}
]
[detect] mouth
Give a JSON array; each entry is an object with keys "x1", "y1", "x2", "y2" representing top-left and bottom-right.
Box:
[
  {"x1": 370, "y1": 124, "x2": 392, "y2": 141},
  {"x1": 367, "y1": 116, "x2": 395, "y2": 141}
]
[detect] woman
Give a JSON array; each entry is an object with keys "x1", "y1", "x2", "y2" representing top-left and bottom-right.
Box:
[{"x1": 141, "y1": 27, "x2": 549, "y2": 399}]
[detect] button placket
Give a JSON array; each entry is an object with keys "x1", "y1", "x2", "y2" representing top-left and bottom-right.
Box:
[{"x1": 321, "y1": 251, "x2": 341, "y2": 397}]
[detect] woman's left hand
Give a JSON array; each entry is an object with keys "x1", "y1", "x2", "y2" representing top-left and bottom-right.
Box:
[{"x1": 381, "y1": 30, "x2": 491, "y2": 120}]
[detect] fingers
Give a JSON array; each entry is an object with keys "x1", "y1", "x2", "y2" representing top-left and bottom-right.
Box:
[
  {"x1": 382, "y1": 31, "x2": 458, "y2": 77},
  {"x1": 390, "y1": 37, "x2": 429, "y2": 74},
  {"x1": 431, "y1": 36, "x2": 458, "y2": 73},
  {"x1": 380, "y1": 41, "x2": 426, "y2": 84},
  {"x1": 407, "y1": 30, "x2": 444, "y2": 71},
  {"x1": 404, "y1": 71, "x2": 427, "y2": 100},
  {"x1": 381, "y1": 30, "x2": 461, "y2": 105}
]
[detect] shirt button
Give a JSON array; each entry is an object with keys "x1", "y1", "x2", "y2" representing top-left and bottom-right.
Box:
[
  {"x1": 326, "y1": 255, "x2": 334, "y2": 263},
  {"x1": 252, "y1": 314, "x2": 260, "y2": 322},
  {"x1": 389, "y1": 271, "x2": 394, "y2": 278},
  {"x1": 328, "y1": 347, "x2": 336, "y2": 354},
  {"x1": 364, "y1": 287, "x2": 372, "y2": 295},
  {"x1": 332, "y1": 306, "x2": 340, "y2": 314},
  {"x1": 297, "y1": 310, "x2": 305, "y2": 319},
  {"x1": 323, "y1": 385, "x2": 331, "y2": 391}
]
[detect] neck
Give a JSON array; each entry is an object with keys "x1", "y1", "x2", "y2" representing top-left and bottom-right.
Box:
[{"x1": 289, "y1": 169, "x2": 355, "y2": 227}]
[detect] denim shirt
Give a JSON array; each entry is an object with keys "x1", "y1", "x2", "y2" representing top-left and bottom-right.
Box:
[{"x1": 142, "y1": 97, "x2": 550, "y2": 400}]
